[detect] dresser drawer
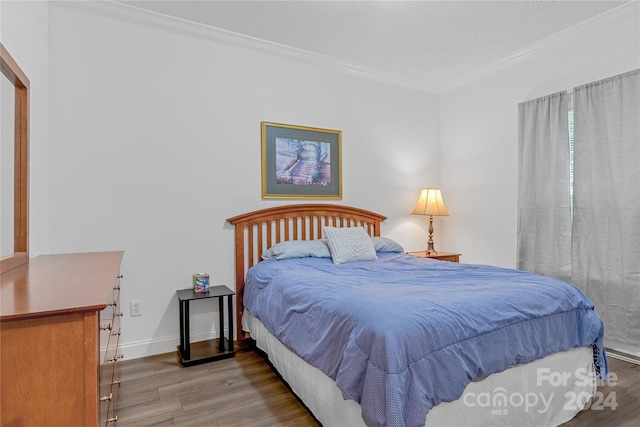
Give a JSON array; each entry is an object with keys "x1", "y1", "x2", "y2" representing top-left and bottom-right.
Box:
[
  {"x1": 99, "y1": 288, "x2": 121, "y2": 367},
  {"x1": 107, "y1": 364, "x2": 121, "y2": 424},
  {"x1": 99, "y1": 275, "x2": 123, "y2": 426}
]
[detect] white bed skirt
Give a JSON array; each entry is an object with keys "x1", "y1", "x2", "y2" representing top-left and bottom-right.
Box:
[{"x1": 243, "y1": 309, "x2": 596, "y2": 427}]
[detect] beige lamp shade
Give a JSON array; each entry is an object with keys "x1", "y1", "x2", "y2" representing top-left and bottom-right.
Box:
[{"x1": 411, "y1": 188, "x2": 449, "y2": 217}]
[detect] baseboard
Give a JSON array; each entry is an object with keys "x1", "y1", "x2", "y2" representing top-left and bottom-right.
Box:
[
  {"x1": 119, "y1": 330, "x2": 221, "y2": 360},
  {"x1": 606, "y1": 348, "x2": 640, "y2": 365},
  {"x1": 604, "y1": 338, "x2": 640, "y2": 363}
]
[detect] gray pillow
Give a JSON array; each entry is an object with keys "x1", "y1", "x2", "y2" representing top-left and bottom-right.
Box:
[
  {"x1": 324, "y1": 226, "x2": 378, "y2": 265},
  {"x1": 261, "y1": 240, "x2": 331, "y2": 260},
  {"x1": 371, "y1": 236, "x2": 404, "y2": 253}
]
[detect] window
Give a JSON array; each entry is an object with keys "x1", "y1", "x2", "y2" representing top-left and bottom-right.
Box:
[{"x1": 568, "y1": 108, "x2": 574, "y2": 216}]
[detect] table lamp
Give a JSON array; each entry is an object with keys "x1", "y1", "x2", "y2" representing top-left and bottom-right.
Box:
[{"x1": 411, "y1": 188, "x2": 449, "y2": 255}]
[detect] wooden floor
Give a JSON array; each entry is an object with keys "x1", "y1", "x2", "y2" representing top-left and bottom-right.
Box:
[
  {"x1": 562, "y1": 354, "x2": 640, "y2": 427},
  {"x1": 116, "y1": 347, "x2": 639, "y2": 427},
  {"x1": 116, "y1": 346, "x2": 320, "y2": 427}
]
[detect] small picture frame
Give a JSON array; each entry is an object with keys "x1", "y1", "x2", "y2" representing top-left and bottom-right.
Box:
[
  {"x1": 261, "y1": 122, "x2": 342, "y2": 199},
  {"x1": 192, "y1": 273, "x2": 210, "y2": 293}
]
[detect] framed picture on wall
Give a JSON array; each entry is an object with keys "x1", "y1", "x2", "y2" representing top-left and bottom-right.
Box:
[{"x1": 261, "y1": 122, "x2": 342, "y2": 199}]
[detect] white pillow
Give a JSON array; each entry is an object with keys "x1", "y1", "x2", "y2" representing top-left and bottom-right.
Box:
[{"x1": 323, "y1": 226, "x2": 378, "y2": 265}]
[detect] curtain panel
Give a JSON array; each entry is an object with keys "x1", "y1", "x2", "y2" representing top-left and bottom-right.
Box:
[
  {"x1": 517, "y1": 91, "x2": 571, "y2": 281},
  {"x1": 572, "y1": 69, "x2": 640, "y2": 346}
]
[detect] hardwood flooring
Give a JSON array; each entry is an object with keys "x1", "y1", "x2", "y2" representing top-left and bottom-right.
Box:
[
  {"x1": 116, "y1": 347, "x2": 639, "y2": 427},
  {"x1": 562, "y1": 354, "x2": 640, "y2": 427},
  {"x1": 116, "y1": 345, "x2": 320, "y2": 427}
]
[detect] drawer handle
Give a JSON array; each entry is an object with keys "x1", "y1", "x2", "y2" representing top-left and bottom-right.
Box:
[
  {"x1": 100, "y1": 324, "x2": 112, "y2": 331},
  {"x1": 100, "y1": 392, "x2": 113, "y2": 401},
  {"x1": 107, "y1": 301, "x2": 118, "y2": 307},
  {"x1": 107, "y1": 415, "x2": 118, "y2": 423},
  {"x1": 112, "y1": 379, "x2": 121, "y2": 386},
  {"x1": 107, "y1": 354, "x2": 124, "y2": 363},
  {"x1": 116, "y1": 312, "x2": 124, "y2": 317},
  {"x1": 113, "y1": 285, "x2": 121, "y2": 290},
  {"x1": 114, "y1": 330, "x2": 121, "y2": 336},
  {"x1": 117, "y1": 274, "x2": 123, "y2": 279}
]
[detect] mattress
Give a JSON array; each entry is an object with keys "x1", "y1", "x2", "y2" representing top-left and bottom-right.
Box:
[{"x1": 244, "y1": 310, "x2": 597, "y2": 427}]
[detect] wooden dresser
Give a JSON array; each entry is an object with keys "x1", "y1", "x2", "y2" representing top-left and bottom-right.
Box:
[{"x1": 1, "y1": 251, "x2": 124, "y2": 426}]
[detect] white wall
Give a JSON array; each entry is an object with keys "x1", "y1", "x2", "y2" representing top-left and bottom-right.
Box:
[
  {"x1": 47, "y1": 4, "x2": 440, "y2": 358},
  {"x1": 8, "y1": 1, "x2": 637, "y2": 359},
  {"x1": 0, "y1": 0, "x2": 50, "y2": 256},
  {"x1": 439, "y1": 5, "x2": 640, "y2": 268}
]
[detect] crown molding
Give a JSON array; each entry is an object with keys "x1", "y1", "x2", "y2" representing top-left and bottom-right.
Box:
[
  {"x1": 49, "y1": 0, "x2": 440, "y2": 93},
  {"x1": 50, "y1": 0, "x2": 639, "y2": 95},
  {"x1": 438, "y1": 0, "x2": 640, "y2": 93}
]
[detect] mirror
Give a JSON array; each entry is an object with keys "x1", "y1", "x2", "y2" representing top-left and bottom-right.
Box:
[
  {"x1": 0, "y1": 43, "x2": 29, "y2": 273},
  {"x1": 1, "y1": 71, "x2": 15, "y2": 256}
]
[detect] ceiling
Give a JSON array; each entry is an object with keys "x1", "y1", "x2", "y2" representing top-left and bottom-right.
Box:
[{"x1": 119, "y1": 1, "x2": 629, "y2": 88}]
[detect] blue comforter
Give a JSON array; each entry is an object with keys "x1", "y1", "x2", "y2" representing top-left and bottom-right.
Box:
[{"x1": 244, "y1": 253, "x2": 607, "y2": 427}]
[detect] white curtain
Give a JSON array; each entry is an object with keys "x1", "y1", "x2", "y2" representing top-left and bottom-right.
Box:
[
  {"x1": 572, "y1": 69, "x2": 640, "y2": 346},
  {"x1": 517, "y1": 91, "x2": 571, "y2": 281}
]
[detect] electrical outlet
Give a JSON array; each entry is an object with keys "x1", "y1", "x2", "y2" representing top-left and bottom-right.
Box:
[{"x1": 130, "y1": 300, "x2": 143, "y2": 317}]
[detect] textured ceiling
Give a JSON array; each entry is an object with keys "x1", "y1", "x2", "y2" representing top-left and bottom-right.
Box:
[{"x1": 120, "y1": 1, "x2": 628, "y2": 86}]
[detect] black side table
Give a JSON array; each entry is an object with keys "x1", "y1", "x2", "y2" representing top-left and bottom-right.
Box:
[{"x1": 176, "y1": 285, "x2": 235, "y2": 367}]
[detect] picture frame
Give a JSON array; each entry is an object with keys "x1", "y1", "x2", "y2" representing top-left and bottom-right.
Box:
[{"x1": 261, "y1": 122, "x2": 342, "y2": 199}]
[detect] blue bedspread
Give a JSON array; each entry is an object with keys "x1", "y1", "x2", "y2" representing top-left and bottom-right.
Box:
[{"x1": 244, "y1": 253, "x2": 607, "y2": 427}]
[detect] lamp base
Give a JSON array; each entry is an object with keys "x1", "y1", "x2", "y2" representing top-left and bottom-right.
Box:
[
  {"x1": 425, "y1": 241, "x2": 438, "y2": 255},
  {"x1": 425, "y1": 215, "x2": 438, "y2": 255}
]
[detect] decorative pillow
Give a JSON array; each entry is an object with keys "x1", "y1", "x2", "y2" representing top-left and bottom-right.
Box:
[
  {"x1": 261, "y1": 240, "x2": 331, "y2": 260},
  {"x1": 323, "y1": 226, "x2": 378, "y2": 265},
  {"x1": 371, "y1": 236, "x2": 404, "y2": 253}
]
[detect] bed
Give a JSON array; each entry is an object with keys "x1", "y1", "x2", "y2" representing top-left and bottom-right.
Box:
[{"x1": 226, "y1": 204, "x2": 608, "y2": 427}]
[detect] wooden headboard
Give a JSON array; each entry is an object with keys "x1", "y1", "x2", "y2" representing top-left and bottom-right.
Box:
[{"x1": 226, "y1": 204, "x2": 387, "y2": 341}]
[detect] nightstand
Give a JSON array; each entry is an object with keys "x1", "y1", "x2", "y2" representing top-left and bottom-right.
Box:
[
  {"x1": 177, "y1": 285, "x2": 235, "y2": 367},
  {"x1": 408, "y1": 251, "x2": 461, "y2": 263}
]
